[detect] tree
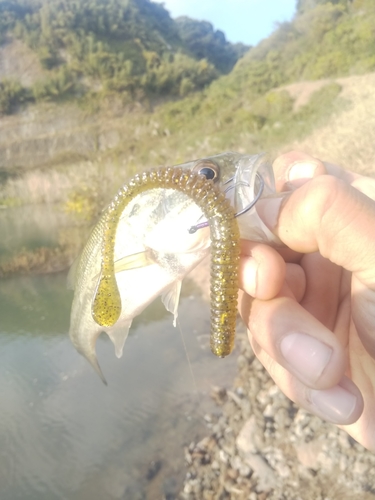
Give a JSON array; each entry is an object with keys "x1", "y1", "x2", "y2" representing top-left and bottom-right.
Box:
[{"x1": 175, "y1": 16, "x2": 248, "y2": 74}]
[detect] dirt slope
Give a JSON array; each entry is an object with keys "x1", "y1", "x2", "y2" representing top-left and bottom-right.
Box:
[{"x1": 283, "y1": 72, "x2": 375, "y2": 176}]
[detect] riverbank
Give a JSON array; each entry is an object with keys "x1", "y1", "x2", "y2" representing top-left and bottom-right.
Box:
[
  {"x1": 0, "y1": 203, "x2": 90, "y2": 278},
  {"x1": 0, "y1": 244, "x2": 76, "y2": 278},
  {"x1": 179, "y1": 334, "x2": 375, "y2": 500}
]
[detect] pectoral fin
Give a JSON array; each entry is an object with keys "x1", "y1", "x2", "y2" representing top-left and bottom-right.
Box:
[
  {"x1": 106, "y1": 320, "x2": 132, "y2": 359},
  {"x1": 161, "y1": 280, "x2": 182, "y2": 327},
  {"x1": 114, "y1": 250, "x2": 155, "y2": 273}
]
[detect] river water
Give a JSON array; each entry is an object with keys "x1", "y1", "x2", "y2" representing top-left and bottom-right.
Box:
[{"x1": 0, "y1": 207, "x2": 238, "y2": 500}]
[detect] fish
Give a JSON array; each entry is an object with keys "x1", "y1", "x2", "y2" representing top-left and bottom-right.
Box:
[{"x1": 68, "y1": 152, "x2": 277, "y2": 382}]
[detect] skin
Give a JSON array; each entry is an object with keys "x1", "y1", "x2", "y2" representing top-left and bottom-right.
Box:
[{"x1": 238, "y1": 150, "x2": 375, "y2": 452}]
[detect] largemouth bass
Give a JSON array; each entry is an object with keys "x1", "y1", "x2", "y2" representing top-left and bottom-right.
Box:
[{"x1": 68, "y1": 152, "x2": 277, "y2": 382}]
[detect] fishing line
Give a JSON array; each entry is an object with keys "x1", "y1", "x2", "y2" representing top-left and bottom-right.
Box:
[{"x1": 177, "y1": 318, "x2": 198, "y2": 393}]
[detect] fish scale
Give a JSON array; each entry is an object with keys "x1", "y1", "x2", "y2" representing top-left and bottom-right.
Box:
[{"x1": 93, "y1": 166, "x2": 240, "y2": 358}]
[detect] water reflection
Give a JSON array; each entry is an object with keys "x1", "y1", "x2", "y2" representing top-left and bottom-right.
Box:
[{"x1": 0, "y1": 273, "x2": 237, "y2": 499}]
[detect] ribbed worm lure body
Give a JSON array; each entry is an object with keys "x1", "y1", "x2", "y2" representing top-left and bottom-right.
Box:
[
  {"x1": 92, "y1": 166, "x2": 240, "y2": 357},
  {"x1": 68, "y1": 152, "x2": 278, "y2": 381}
]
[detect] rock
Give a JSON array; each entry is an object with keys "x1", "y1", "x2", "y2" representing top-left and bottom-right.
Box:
[
  {"x1": 236, "y1": 416, "x2": 259, "y2": 454},
  {"x1": 338, "y1": 432, "x2": 352, "y2": 449},
  {"x1": 244, "y1": 454, "x2": 278, "y2": 492},
  {"x1": 227, "y1": 390, "x2": 244, "y2": 408},
  {"x1": 294, "y1": 440, "x2": 325, "y2": 469},
  {"x1": 256, "y1": 389, "x2": 271, "y2": 406},
  {"x1": 230, "y1": 455, "x2": 244, "y2": 471},
  {"x1": 274, "y1": 407, "x2": 292, "y2": 429},
  {"x1": 219, "y1": 449, "x2": 229, "y2": 464},
  {"x1": 211, "y1": 460, "x2": 220, "y2": 470},
  {"x1": 263, "y1": 403, "x2": 275, "y2": 418},
  {"x1": 241, "y1": 399, "x2": 252, "y2": 419},
  {"x1": 179, "y1": 316, "x2": 375, "y2": 499},
  {"x1": 210, "y1": 386, "x2": 227, "y2": 405},
  {"x1": 227, "y1": 467, "x2": 239, "y2": 480},
  {"x1": 235, "y1": 386, "x2": 245, "y2": 397},
  {"x1": 353, "y1": 461, "x2": 369, "y2": 474},
  {"x1": 239, "y1": 464, "x2": 251, "y2": 477}
]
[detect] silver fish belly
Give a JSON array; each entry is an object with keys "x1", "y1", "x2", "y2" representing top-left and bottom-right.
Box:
[{"x1": 68, "y1": 152, "x2": 277, "y2": 381}]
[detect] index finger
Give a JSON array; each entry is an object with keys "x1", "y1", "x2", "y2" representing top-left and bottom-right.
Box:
[{"x1": 274, "y1": 175, "x2": 375, "y2": 285}]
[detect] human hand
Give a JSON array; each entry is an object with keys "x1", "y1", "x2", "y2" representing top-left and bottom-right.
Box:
[{"x1": 238, "y1": 151, "x2": 375, "y2": 451}]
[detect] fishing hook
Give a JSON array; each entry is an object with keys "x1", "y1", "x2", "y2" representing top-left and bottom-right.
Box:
[{"x1": 188, "y1": 172, "x2": 265, "y2": 234}]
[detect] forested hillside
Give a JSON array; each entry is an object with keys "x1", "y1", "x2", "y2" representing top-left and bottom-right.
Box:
[
  {"x1": 0, "y1": 0, "x2": 374, "y2": 274},
  {"x1": 196, "y1": 0, "x2": 375, "y2": 112},
  {"x1": 1, "y1": 0, "x2": 374, "y2": 116},
  {"x1": 0, "y1": 0, "x2": 247, "y2": 113},
  {"x1": 0, "y1": 0, "x2": 374, "y2": 182},
  {"x1": 237, "y1": 0, "x2": 374, "y2": 89},
  {"x1": 0, "y1": 0, "x2": 373, "y2": 154}
]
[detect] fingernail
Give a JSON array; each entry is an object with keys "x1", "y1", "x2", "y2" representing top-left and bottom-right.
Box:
[
  {"x1": 287, "y1": 162, "x2": 318, "y2": 185},
  {"x1": 280, "y1": 332, "x2": 332, "y2": 385},
  {"x1": 309, "y1": 385, "x2": 357, "y2": 423},
  {"x1": 288, "y1": 162, "x2": 318, "y2": 181}
]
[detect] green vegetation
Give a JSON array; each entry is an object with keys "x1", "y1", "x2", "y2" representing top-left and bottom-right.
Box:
[
  {"x1": 138, "y1": 0, "x2": 373, "y2": 158},
  {"x1": 0, "y1": 195, "x2": 22, "y2": 208},
  {"x1": 0, "y1": 245, "x2": 77, "y2": 277},
  {"x1": 32, "y1": 66, "x2": 79, "y2": 101},
  {"x1": 1, "y1": 0, "x2": 374, "y2": 276},
  {"x1": 0, "y1": 78, "x2": 28, "y2": 113},
  {"x1": 64, "y1": 184, "x2": 99, "y2": 220},
  {"x1": 1, "y1": 0, "x2": 374, "y2": 114},
  {"x1": 175, "y1": 16, "x2": 248, "y2": 74},
  {"x1": 218, "y1": 0, "x2": 375, "y2": 100},
  {"x1": 147, "y1": 80, "x2": 345, "y2": 161},
  {"x1": 0, "y1": 0, "x2": 372, "y2": 154},
  {"x1": 0, "y1": 0, "x2": 248, "y2": 113}
]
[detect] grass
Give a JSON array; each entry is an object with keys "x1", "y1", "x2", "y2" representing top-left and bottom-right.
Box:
[
  {"x1": 288, "y1": 72, "x2": 375, "y2": 174},
  {"x1": 0, "y1": 196, "x2": 22, "y2": 208},
  {"x1": 0, "y1": 76, "x2": 349, "y2": 211},
  {"x1": 1, "y1": 69, "x2": 373, "y2": 277}
]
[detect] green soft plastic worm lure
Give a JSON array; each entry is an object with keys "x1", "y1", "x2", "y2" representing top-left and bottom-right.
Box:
[
  {"x1": 68, "y1": 152, "x2": 277, "y2": 381},
  {"x1": 92, "y1": 166, "x2": 240, "y2": 357}
]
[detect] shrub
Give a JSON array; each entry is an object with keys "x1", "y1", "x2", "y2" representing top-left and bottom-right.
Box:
[
  {"x1": 143, "y1": 53, "x2": 218, "y2": 96},
  {"x1": 0, "y1": 78, "x2": 29, "y2": 114},
  {"x1": 251, "y1": 90, "x2": 294, "y2": 123},
  {"x1": 31, "y1": 67, "x2": 77, "y2": 101}
]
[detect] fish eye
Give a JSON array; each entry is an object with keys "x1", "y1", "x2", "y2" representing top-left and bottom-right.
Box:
[{"x1": 192, "y1": 160, "x2": 219, "y2": 182}]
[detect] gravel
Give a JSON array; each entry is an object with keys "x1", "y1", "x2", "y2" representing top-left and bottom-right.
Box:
[{"x1": 179, "y1": 329, "x2": 375, "y2": 500}]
